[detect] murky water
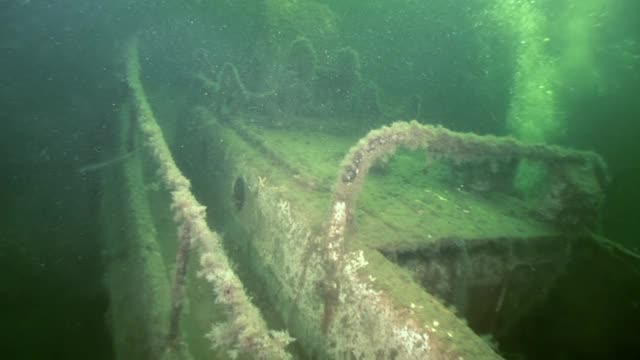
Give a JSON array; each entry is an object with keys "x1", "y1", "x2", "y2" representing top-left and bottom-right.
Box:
[{"x1": 2, "y1": 1, "x2": 639, "y2": 359}]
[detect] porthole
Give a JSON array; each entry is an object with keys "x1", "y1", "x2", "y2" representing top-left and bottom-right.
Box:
[{"x1": 232, "y1": 176, "x2": 246, "y2": 211}]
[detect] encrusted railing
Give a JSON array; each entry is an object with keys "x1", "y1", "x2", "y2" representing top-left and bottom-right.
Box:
[
  {"x1": 320, "y1": 121, "x2": 607, "y2": 358},
  {"x1": 126, "y1": 38, "x2": 293, "y2": 360}
]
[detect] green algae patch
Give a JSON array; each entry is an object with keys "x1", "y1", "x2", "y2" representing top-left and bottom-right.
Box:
[
  {"x1": 257, "y1": 126, "x2": 357, "y2": 187},
  {"x1": 354, "y1": 150, "x2": 556, "y2": 252}
]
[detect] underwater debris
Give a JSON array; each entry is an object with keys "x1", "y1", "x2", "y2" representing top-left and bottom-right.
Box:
[
  {"x1": 287, "y1": 37, "x2": 317, "y2": 82},
  {"x1": 76, "y1": 150, "x2": 135, "y2": 173}
]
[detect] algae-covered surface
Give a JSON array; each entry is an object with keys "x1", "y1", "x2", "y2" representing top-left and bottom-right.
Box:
[
  {"x1": 256, "y1": 126, "x2": 356, "y2": 187},
  {"x1": 351, "y1": 244, "x2": 500, "y2": 359},
  {"x1": 355, "y1": 151, "x2": 555, "y2": 252},
  {"x1": 228, "y1": 118, "x2": 557, "y2": 252},
  {"x1": 194, "y1": 115, "x2": 559, "y2": 359}
]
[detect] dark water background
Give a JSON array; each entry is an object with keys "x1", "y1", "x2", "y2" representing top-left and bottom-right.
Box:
[{"x1": 1, "y1": 0, "x2": 638, "y2": 358}]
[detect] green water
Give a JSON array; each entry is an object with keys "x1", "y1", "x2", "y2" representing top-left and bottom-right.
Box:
[{"x1": 1, "y1": 0, "x2": 639, "y2": 359}]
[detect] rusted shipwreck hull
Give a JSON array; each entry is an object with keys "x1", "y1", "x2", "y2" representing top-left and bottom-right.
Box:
[{"x1": 99, "y1": 40, "x2": 640, "y2": 360}]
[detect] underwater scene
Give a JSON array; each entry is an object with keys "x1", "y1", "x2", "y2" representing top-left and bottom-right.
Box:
[{"x1": 2, "y1": 0, "x2": 640, "y2": 359}]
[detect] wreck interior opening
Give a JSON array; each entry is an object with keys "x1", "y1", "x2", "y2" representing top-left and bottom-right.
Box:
[{"x1": 381, "y1": 235, "x2": 640, "y2": 358}]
